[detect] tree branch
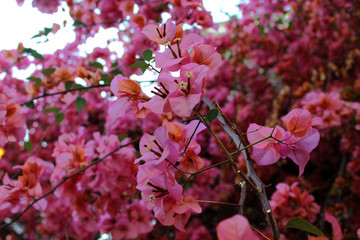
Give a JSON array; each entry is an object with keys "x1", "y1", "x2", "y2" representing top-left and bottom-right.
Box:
[
  {"x1": 202, "y1": 96, "x2": 281, "y2": 240},
  {"x1": 20, "y1": 84, "x2": 110, "y2": 106}
]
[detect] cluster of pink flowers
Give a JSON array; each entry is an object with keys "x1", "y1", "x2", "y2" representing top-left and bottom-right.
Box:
[
  {"x1": 247, "y1": 108, "x2": 322, "y2": 175},
  {"x1": 135, "y1": 120, "x2": 205, "y2": 231},
  {"x1": 270, "y1": 182, "x2": 320, "y2": 226},
  {"x1": 109, "y1": 19, "x2": 222, "y2": 119},
  {"x1": 0, "y1": 85, "x2": 26, "y2": 148}
]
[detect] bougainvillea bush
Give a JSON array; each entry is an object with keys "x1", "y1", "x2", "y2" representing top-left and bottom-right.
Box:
[{"x1": 0, "y1": 0, "x2": 359, "y2": 239}]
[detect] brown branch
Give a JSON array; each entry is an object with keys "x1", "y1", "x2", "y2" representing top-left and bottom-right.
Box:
[
  {"x1": 19, "y1": 84, "x2": 110, "y2": 106},
  {"x1": 0, "y1": 57, "x2": 25, "y2": 75},
  {"x1": 0, "y1": 137, "x2": 140, "y2": 230},
  {"x1": 202, "y1": 96, "x2": 281, "y2": 240}
]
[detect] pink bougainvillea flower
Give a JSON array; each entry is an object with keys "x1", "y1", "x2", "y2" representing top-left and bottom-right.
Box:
[
  {"x1": 190, "y1": 44, "x2": 222, "y2": 69},
  {"x1": 282, "y1": 128, "x2": 320, "y2": 176},
  {"x1": 172, "y1": 195, "x2": 202, "y2": 215},
  {"x1": 247, "y1": 116, "x2": 320, "y2": 176},
  {"x1": 247, "y1": 123, "x2": 287, "y2": 165},
  {"x1": 154, "y1": 33, "x2": 204, "y2": 71},
  {"x1": 282, "y1": 108, "x2": 323, "y2": 138},
  {"x1": 108, "y1": 74, "x2": 149, "y2": 120},
  {"x1": 142, "y1": 19, "x2": 177, "y2": 45},
  {"x1": 135, "y1": 125, "x2": 180, "y2": 166},
  {"x1": 216, "y1": 214, "x2": 260, "y2": 240},
  {"x1": 270, "y1": 182, "x2": 320, "y2": 226},
  {"x1": 139, "y1": 71, "x2": 174, "y2": 115},
  {"x1": 167, "y1": 63, "x2": 209, "y2": 117},
  {"x1": 136, "y1": 163, "x2": 182, "y2": 209}
]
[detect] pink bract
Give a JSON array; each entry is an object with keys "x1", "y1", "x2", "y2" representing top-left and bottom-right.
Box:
[{"x1": 216, "y1": 214, "x2": 260, "y2": 240}]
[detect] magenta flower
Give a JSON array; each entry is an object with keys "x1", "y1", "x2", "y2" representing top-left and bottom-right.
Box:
[
  {"x1": 142, "y1": 19, "x2": 177, "y2": 45},
  {"x1": 216, "y1": 214, "x2": 260, "y2": 240}
]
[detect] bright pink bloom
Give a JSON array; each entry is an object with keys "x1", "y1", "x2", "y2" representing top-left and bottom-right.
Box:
[
  {"x1": 247, "y1": 109, "x2": 321, "y2": 176},
  {"x1": 167, "y1": 63, "x2": 209, "y2": 117},
  {"x1": 109, "y1": 74, "x2": 149, "y2": 120},
  {"x1": 282, "y1": 108, "x2": 323, "y2": 138},
  {"x1": 154, "y1": 33, "x2": 204, "y2": 71},
  {"x1": 247, "y1": 123, "x2": 287, "y2": 165},
  {"x1": 190, "y1": 44, "x2": 222, "y2": 69},
  {"x1": 281, "y1": 128, "x2": 320, "y2": 176},
  {"x1": 142, "y1": 19, "x2": 177, "y2": 45},
  {"x1": 270, "y1": 182, "x2": 320, "y2": 226},
  {"x1": 136, "y1": 125, "x2": 180, "y2": 166},
  {"x1": 216, "y1": 214, "x2": 260, "y2": 240}
]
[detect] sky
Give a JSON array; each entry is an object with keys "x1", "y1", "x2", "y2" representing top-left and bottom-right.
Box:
[
  {"x1": 0, "y1": 0, "x2": 241, "y2": 80},
  {"x1": 0, "y1": 0, "x2": 241, "y2": 53}
]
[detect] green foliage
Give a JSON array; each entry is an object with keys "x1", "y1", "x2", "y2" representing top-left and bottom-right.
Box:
[
  {"x1": 75, "y1": 97, "x2": 87, "y2": 113},
  {"x1": 129, "y1": 61, "x2": 149, "y2": 73},
  {"x1": 89, "y1": 61, "x2": 104, "y2": 70},
  {"x1": 206, "y1": 109, "x2": 219, "y2": 123},
  {"x1": 24, "y1": 141, "x2": 33, "y2": 152},
  {"x1": 55, "y1": 113, "x2": 65, "y2": 125},
  {"x1": 22, "y1": 48, "x2": 45, "y2": 60},
  {"x1": 27, "y1": 77, "x2": 42, "y2": 87},
  {"x1": 43, "y1": 107, "x2": 60, "y2": 114},
  {"x1": 65, "y1": 81, "x2": 75, "y2": 91},
  {"x1": 117, "y1": 134, "x2": 128, "y2": 143},
  {"x1": 285, "y1": 217, "x2": 324, "y2": 236},
  {"x1": 25, "y1": 100, "x2": 35, "y2": 109},
  {"x1": 142, "y1": 49, "x2": 153, "y2": 61},
  {"x1": 41, "y1": 67, "x2": 56, "y2": 75},
  {"x1": 73, "y1": 20, "x2": 87, "y2": 28}
]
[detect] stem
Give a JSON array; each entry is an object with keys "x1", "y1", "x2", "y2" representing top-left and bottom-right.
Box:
[
  {"x1": 20, "y1": 84, "x2": 110, "y2": 106},
  {"x1": 197, "y1": 200, "x2": 241, "y2": 207},
  {"x1": 202, "y1": 96, "x2": 281, "y2": 240},
  {"x1": 194, "y1": 109, "x2": 259, "y2": 191},
  {"x1": 179, "y1": 121, "x2": 201, "y2": 156}
]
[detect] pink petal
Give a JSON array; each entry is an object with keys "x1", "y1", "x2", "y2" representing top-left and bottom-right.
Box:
[{"x1": 216, "y1": 214, "x2": 260, "y2": 240}]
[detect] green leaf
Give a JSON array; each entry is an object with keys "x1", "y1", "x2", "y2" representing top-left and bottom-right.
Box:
[
  {"x1": 156, "y1": 3, "x2": 169, "y2": 9},
  {"x1": 89, "y1": 61, "x2": 104, "y2": 70},
  {"x1": 285, "y1": 218, "x2": 324, "y2": 236},
  {"x1": 27, "y1": 76, "x2": 42, "y2": 87},
  {"x1": 75, "y1": 97, "x2": 86, "y2": 113},
  {"x1": 258, "y1": 24, "x2": 265, "y2": 37},
  {"x1": 110, "y1": 69, "x2": 123, "y2": 76},
  {"x1": 73, "y1": 20, "x2": 87, "y2": 28},
  {"x1": 25, "y1": 100, "x2": 35, "y2": 109},
  {"x1": 65, "y1": 81, "x2": 75, "y2": 91},
  {"x1": 111, "y1": 61, "x2": 119, "y2": 68},
  {"x1": 100, "y1": 73, "x2": 112, "y2": 84},
  {"x1": 43, "y1": 107, "x2": 60, "y2": 114},
  {"x1": 41, "y1": 67, "x2": 56, "y2": 75},
  {"x1": 44, "y1": 27, "x2": 52, "y2": 35},
  {"x1": 289, "y1": 20, "x2": 294, "y2": 30},
  {"x1": 22, "y1": 48, "x2": 33, "y2": 54},
  {"x1": 129, "y1": 61, "x2": 149, "y2": 73},
  {"x1": 24, "y1": 141, "x2": 33, "y2": 152},
  {"x1": 72, "y1": 84, "x2": 85, "y2": 90},
  {"x1": 142, "y1": 49, "x2": 153, "y2": 61},
  {"x1": 30, "y1": 50, "x2": 45, "y2": 61},
  {"x1": 117, "y1": 134, "x2": 128, "y2": 143},
  {"x1": 31, "y1": 33, "x2": 42, "y2": 39},
  {"x1": 55, "y1": 113, "x2": 65, "y2": 125},
  {"x1": 206, "y1": 109, "x2": 219, "y2": 123}
]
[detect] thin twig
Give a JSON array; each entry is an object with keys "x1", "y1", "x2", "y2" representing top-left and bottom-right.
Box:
[
  {"x1": 20, "y1": 84, "x2": 110, "y2": 106},
  {"x1": 202, "y1": 96, "x2": 281, "y2": 240}
]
